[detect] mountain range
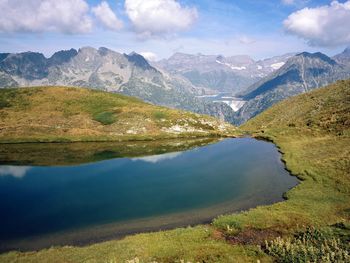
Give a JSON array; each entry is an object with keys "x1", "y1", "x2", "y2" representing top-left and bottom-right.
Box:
[
  {"x1": 233, "y1": 49, "x2": 350, "y2": 124},
  {"x1": 0, "y1": 47, "x2": 349, "y2": 126},
  {"x1": 155, "y1": 52, "x2": 294, "y2": 95},
  {"x1": 0, "y1": 47, "x2": 237, "y2": 122}
]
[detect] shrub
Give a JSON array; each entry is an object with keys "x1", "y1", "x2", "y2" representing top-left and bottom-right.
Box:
[
  {"x1": 263, "y1": 227, "x2": 350, "y2": 263},
  {"x1": 93, "y1": 111, "x2": 116, "y2": 125},
  {"x1": 153, "y1": 111, "x2": 167, "y2": 120}
]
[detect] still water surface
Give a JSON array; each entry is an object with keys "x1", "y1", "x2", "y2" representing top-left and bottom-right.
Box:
[{"x1": 0, "y1": 138, "x2": 298, "y2": 251}]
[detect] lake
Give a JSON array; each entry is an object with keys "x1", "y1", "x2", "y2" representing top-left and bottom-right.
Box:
[{"x1": 0, "y1": 138, "x2": 298, "y2": 251}]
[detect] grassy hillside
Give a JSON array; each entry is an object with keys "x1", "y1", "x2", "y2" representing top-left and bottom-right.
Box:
[
  {"x1": 0, "y1": 86, "x2": 236, "y2": 143},
  {"x1": 214, "y1": 79, "x2": 350, "y2": 261},
  {"x1": 0, "y1": 81, "x2": 349, "y2": 262}
]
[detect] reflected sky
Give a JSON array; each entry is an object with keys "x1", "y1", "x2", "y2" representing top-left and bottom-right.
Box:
[
  {"x1": 0, "y1": 166, "x2": 31, "y2": 178},
  {"x1": 131, "y1": 152, "x2": 183, "y2": 164}
]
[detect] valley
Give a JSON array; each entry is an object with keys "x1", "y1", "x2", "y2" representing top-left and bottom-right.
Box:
[
  {"x1": 0, "y1": 45, "x2": 349, "y2": 263},
  {"x1": 1, "y1": 0, "x2": 350, "y2": 262},
  {"x1": 196, "y1": 93, "x2": 246, "y2": 112}
]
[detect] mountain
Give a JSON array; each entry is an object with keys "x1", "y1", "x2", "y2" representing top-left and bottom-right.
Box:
[
  {"x1": 233, "y1": 52, "x2": 350, "y2": 125},
  {"x1": 0, "y1": 47, "x2": 235, "y2": 122},
  {"x1": 333, "y1": 47, "x2": 350, "y2": 66},
  {"x1": 0, "y1": 86, "x2": 236, "y2": 143},
  {"x1": 155, "y1": 52, "x2": 294, "y2": 95},
  {"x1": 243, "y1": 79, "x2": 350, "y2": 135},
  {"x1": 0, "y1": 52, "x2": 48, "y2": 80}
]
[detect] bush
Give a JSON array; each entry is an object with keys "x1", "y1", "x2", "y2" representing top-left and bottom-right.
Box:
[
  {"x1": 263, "y1": 227, "x2": 350, "y2": 263},
  {"x1": 93, "y1": 111, "x2": 116, "y2": 125},
  {"x1": 153, "y1": 111, "x2": 167, "y2": 120}
]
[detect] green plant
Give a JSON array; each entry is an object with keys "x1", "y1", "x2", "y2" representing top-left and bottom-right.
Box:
[
  {"x1": 153, "y1": 111, "x2": 167, "y2": 120},
  {"x1": 93, "y1": 111, "x2": 116, "y2": 125},
  {"x1": 264, "y1": 228, "x2": 350, "y2": 262}
]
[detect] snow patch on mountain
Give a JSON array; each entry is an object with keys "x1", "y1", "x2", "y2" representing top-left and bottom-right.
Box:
[{"x1": 270, "y1": 62, "x2": 285, "y2": 70}]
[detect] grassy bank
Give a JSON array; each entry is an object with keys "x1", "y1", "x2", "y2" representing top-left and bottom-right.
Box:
[
  {"x1": 0, "y1": 87, "x2": 236, "y2": 143},
  {"x1": 0, "y1": 81, "x2": 349, "y2": 262}
]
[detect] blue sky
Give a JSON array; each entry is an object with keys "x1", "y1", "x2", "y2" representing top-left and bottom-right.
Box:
[{"x1": 0, "y1": 0, "x2": 349, "y2": 60}]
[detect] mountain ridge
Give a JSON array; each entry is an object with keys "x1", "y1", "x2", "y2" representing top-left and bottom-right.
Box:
[
  {"x1": 232, "y1": 50, "x2": 350, "y2": 125},
  {"x1": 0, "y1": 47, "x2": 236, "y2": 123}
]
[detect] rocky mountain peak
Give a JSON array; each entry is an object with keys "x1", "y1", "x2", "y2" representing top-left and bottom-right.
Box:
[
  {"x1": 98, "y1": 47, "x2": 113, "y2": 56},
  {"x1": 48, "y1": 49, "x2": 78, "y2": 66},
  {"x1": 0, "y1": 51, "x2": 48, "y2": 80},
  {"x1": 125, "y1": 52, "x2": 155, "y2": 71},
  {"x1": 78, "y1": 46, "x2": 98, "y2": 56},
  {"x1": 295, "y1": 52, "x2": 337, "y2": 65},
  {"x1": 333, "y1": 47, "x2": 350, "y2": 65}
]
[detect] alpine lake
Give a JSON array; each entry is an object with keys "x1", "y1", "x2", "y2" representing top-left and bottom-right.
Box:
[{"x1": 0, "y1": 138, "x2": 298, "y2": 251}]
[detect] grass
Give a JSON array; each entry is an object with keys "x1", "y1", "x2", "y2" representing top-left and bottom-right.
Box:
[
  {"x1": 93, "y1": 111, "x2": 117, "y2": 125},
  {"x1": 0, "y1": 80, "x2": 349, "y2": 262},
  {"x1": 0, "y1": 86, "x2": 237, "y2": 143},
  {"x1": 213, "y1": 80, "x2": 350, "y2": 233},
  {"x1": 0, "y1": 226, "x2": 271, "y2": 263}
]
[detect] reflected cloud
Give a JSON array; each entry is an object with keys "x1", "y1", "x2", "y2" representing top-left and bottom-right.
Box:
[
  {"x1": 0, "y1": 166, "x2": 31, "y2": 178},
  {"x1": 132, "y1": 152, "x2": 182, "y2": 164}
]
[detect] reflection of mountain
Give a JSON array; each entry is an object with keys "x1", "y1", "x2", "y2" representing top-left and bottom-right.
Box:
[
  {"x1": 0, "y1": 166, "x2": 30, "y2": 178},
  {"x1": 0, "y1": 138, "x2": 219, "y2": 166},
  {"x1": 132, "y1": 152, "x2": 182, "y2": 163}
]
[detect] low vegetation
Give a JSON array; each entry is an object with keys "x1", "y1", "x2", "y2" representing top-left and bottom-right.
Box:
[
  {"x1": 0, "y1": 86, "x2": 236, "y2": 143},
  {"x1": 264, "y1": 226, "x2": 350, "y2": 262},
  {"x1": 0, "y1": 80, "x2": 349, "y2": 262}
]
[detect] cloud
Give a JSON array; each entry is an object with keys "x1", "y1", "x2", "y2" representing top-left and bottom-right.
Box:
[
  {"x1": 124, "y1": 0, "x2": 198, "y2": 37},
  {"x1": 132, "y1": 152, "x2": 182, "y2": 163},
  {"x1": 140, "y1": 51, "x2": 158, "y2": 61},
  {"x1": 0, "y1": 166, "x2": 31, "y2": 178},
  {"x1": 0, "y1": 0, "x2": 92, "y2": 34},
  {"x1": 284, "y1": 1, "x2": 350, "y2": 47},
  {"x1": 92, "y1": 1, "x2": 123, "y2": 31}
]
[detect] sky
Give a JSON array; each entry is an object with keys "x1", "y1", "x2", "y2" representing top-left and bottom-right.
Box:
[{"x1": 0, "y1": 0, "x2": 349, "y2": 60}]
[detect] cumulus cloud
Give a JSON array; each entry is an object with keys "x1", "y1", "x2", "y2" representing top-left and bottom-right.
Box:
[
  {"x1": 0, "y1": 0, "x2": 92, "y2": 34},
  {"x1": 92, "y1": 1, "x2": 123, "y2": 31},
  {"x1": 140, "y1": 51, "x2": 158, "y2": 61},
  {"x1": 284, "y1": 1, "x2": 350, "y2": 46},
  {"x1": 124, "y1": 0, "x2": 198, "y2": 37}
]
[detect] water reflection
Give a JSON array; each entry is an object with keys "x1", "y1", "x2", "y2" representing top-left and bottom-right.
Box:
[
  {"x1": 0, "y1": 138, "x2": 219, "y2": 166},
  {"x1": 0, "y1": 165, "x2": 31, "y2": 178},
  {"x1": 0, "y1": 138, "x2": 298, "y2": 252},
  {"x1": 132, "y1": 152, "x2": 182, "y2": 163}
]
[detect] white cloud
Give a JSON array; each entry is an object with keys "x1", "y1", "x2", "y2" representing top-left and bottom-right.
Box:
[
  {"x1": 124, "y1": 0, "x2": 198, "y2": 37},
  {"x1": 140, "y1": 51, "x2": 158, "y2": 61},
  {"x1": 284, "y1": 1, "x2": 350, "y2": 47},
  {"x1": 0, "y1": 166, "x2": 31, "y2": 178},
  {"x1": 92, "y1": 1, "x2": 123, "y2": 31},
  {"x1": 0, "y1": 0, "x2": 92, "y2": 34}
]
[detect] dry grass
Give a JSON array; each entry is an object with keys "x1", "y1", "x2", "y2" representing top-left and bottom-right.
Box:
[{"x1": 0, "y1": 86, "x2": 236, "y2": 143}]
